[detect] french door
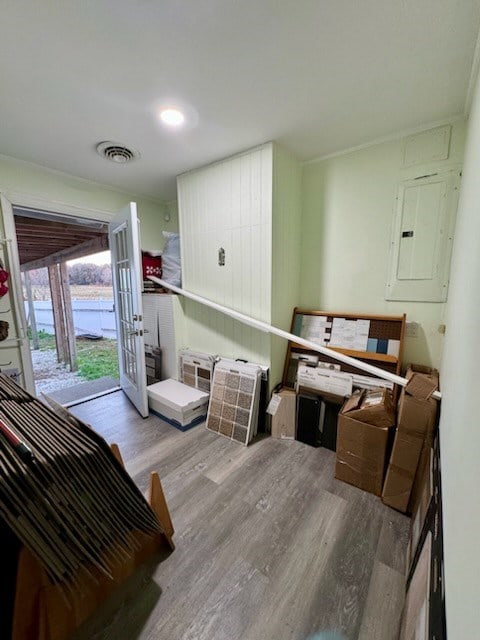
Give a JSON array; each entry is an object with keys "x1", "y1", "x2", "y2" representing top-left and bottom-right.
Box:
[{"x1": 109, "y1": 203, "x2": 148, "y2": 417}]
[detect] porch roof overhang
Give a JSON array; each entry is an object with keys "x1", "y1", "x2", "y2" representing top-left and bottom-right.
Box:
[{"x1": 14, "y1": 212, "x2": 109, "y2": 271}]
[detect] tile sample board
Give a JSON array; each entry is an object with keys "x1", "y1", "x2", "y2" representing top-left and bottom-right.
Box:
[
  {"x1": 283, "y1": 308, "x2": 406, "y2": 397},
  {"x1": 179, "y1": 350, "x2": 216, "y2": 393},
  {"x1": 217, "y1": 358, "x2": 269, "y2": 435},
  {"x1": 206, "y1": 360, "x2": 262, "y2": 445}
]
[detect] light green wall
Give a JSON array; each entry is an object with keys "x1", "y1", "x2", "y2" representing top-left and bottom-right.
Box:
[
  {"x1": 0, "y1": 154, "x2": 175, "y2": 250},
  {"x1": 439, "y1": 75, "x2": 480, "y2": 640},
  {"x1": 270, "y1": 143, "x2": 302, "y2": 386},
  {"x1": 300, "y1": 121, "x2": 466, "y2": 369}
]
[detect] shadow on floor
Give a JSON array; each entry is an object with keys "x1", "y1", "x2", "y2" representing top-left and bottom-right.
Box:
[{"x1": 70, "y1": 554, "x2": 169, "y2": 640}]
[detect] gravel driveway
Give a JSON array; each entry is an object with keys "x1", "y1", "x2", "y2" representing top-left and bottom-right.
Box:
[{"x1": 31, "y1": 348, "x2": 83, "y2": 395}]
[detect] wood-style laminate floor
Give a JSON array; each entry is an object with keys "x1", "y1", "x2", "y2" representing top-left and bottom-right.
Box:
[{"x1": 70, "y1": 391, "x2": 409, "y2": 640}]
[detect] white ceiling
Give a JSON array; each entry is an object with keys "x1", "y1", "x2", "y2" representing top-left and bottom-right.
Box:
[{"x1": 0, "y1": 1, "x2": 479, "y2": 201}]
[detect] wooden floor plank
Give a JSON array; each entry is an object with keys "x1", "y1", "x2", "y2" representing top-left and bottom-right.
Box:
[
  {"x1": 375, "y1": 512, "x2": 410, "y2": 574},
  {"x1": 357, "y1": 560, "x2": 405, "y2": 640},
  {"x1": 70, "y1": 391, "x2": 409, "y2": 640}
]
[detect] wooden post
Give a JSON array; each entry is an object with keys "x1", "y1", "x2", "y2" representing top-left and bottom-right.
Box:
[
  {"x1": 24, "y1": 271, "x2": 39, "y2": 350},
  {"x1": 47, "y1": 263, "x2": 77, "y2": 371},
  {"x1": 48, "y1": 265, "x2": 67, "y2": 364},
  {"x1": 59, "y1": 262, "x2": 77, "y2": 372}
]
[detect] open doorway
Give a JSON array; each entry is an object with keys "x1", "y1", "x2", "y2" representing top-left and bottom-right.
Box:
[{"x1": 13, "y1": 206, "x2": 120, "y2": 405}]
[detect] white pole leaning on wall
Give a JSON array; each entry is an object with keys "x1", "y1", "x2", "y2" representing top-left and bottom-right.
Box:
[{"x1": 148, "y1": 276, "x2": 442, "y2": 401}]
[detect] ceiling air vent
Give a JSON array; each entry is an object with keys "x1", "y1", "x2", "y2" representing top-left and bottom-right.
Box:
[{"x1": 96, "y1": 141, "x2": 140, "y2": 164}]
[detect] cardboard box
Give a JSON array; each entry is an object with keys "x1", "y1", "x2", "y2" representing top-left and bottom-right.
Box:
[
  {"x1": 408, "y1": 440, "x2": 431, "y2": 513},
  {"x1": 268, "y1": 388, "x2": 296, "y2": 439},
  {"x1": 338, "y1": 388, "x2": 395, "y2": 428},
  {"x1": 335, "y1": 390, "x2": 395, "y2": 496},
  {"x1": 382, "y1": 364, "x2": 439, "y2": 512},
  {"x1": 382, "y1": 432, "x2": 424, "y2": 512},
  {"x1": 147, "y1": 379, "x2": 209, "y2": 431},
  {"x1": 399, "y1": 364, "x2": 439, "y2": 442}
]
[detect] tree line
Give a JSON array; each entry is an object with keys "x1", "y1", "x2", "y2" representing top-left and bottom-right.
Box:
[{"x1": 27, "y1": 263, "x2": 113, "y2": 286}]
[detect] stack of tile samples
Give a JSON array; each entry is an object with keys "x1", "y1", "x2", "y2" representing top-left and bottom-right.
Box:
[
  {"x1": 178, "y1": 349, "x2": 216, "y2": 393},
  {"x1": 206, "y1": 359, "x2": 262, "y2": 445}
]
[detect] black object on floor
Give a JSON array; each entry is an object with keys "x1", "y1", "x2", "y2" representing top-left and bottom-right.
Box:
[
  {"x1": 296, "y1": 392, "x2": 322, "y2": 447},
  {"x1": 297, "y1": 392, "x2": 341, "y2": 450},
  {"x1": 320, "y1": 401, "x2": 341, "y2": 451}
]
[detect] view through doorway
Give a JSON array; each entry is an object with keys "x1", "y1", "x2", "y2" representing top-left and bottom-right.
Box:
[{"x1": 14, "y1": 207, "x2": 120, "y2": 405}]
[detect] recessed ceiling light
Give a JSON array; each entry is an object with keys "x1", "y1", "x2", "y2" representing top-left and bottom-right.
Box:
[{"x1": 160, "y1": 108, "x2": 185, "y2": 127}]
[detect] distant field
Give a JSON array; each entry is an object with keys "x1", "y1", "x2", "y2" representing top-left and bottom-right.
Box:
[{"x1": 28, "y1": 285, "x2": 113, "y2": 300}]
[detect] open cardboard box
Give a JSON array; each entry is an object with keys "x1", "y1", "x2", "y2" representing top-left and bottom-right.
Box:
[{"x1": 335, "y1": 389, "x2": 395, "y2": 496}]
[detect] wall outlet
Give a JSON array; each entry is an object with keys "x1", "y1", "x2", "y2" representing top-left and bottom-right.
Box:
[{"x1": 405, "y1": 321, "x2": 419, "y2": 338}]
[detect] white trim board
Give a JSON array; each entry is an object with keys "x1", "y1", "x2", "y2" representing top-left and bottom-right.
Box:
[
  {"x1": 0, "y1": 152, "x2": 165, "y2": 206},
  {"x1": 303, "y1": 115, "x2": 465, "y2": 166},
  {"x1": 3, "y1": 191, "x2": 113, "y2": 223},
  {"x1": 465, "y1": 25, "x2": 480, "y2": 116}
]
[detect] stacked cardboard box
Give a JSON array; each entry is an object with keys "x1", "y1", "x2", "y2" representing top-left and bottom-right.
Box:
[
  {"x1": 382, "y1": 365, "x2": 439, "y2": 513},
  {"x1": 335, "y1": 389, "x2": 395, "y2": 496}
]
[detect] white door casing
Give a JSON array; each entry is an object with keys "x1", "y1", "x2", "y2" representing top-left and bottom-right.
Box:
[
  {"x1": 109, "y1": 202, "x2": 148, "y2": 417},
  {"x1": 0, "y1": 194, "x2": 35, "y2": 393}
]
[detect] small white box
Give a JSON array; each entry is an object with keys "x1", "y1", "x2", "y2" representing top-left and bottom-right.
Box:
[{"x1": 147, "y1": 379, "x2": 209, "y2": 431}]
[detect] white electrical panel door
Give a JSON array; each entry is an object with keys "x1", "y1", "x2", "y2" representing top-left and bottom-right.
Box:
[{"x1": 386, "y1": 170, "x2": 460, "y2": 302}]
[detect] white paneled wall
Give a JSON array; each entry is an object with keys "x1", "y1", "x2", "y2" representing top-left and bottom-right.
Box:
[
  {"x1": 179, "y1": 144, "x2": 272, "y2": 320},
  {"x1": 178, "y1": 144, "x2": 274, "y2": 366},
  {"x1": 177, "y1": 142, "x2": 302, "y2": 387}
]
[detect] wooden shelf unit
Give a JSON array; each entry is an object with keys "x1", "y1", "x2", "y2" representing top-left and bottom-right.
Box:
[
  {"x1": 283, "y1": 308, "x2": 406, "y2": 390},
  {"x1": 290, "y1": 343, "x2": 399, "y2": 364}
]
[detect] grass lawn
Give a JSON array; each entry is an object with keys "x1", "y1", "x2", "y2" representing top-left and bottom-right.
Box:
[{"x1": 35, "y1": 330, "x2": 119, "y2": 381}]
